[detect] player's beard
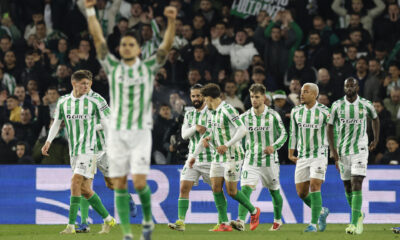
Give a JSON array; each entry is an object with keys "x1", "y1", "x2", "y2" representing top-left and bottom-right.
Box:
[
  {"x1": 345, "y1": 90, "x2": 357, "y2": 98},
  {"x1": 193, "y1": 100, "x2": 204, "y2": 109}
]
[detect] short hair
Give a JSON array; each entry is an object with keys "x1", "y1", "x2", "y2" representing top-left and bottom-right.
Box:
[
  {"x1": 190, "y1": 83, "x2": 203, "y2": 90},
  {"x1": 36, "y1": 20, "x2": 45, "y2": 26},
  {"x1": 71, "y1": 70, "x2": 92, "y2": 81},
  {"x1": 389, "y1": 62, "x2": 400, "y2": 69},
  {"x1": 122, "y1": 30, "x2": 142, "y2": 46},
  {"x1": 344, "y1": 77, "x2": 359, "y2": 86},
  {"x1": 119, "y1": 17, "x2": 128, "y2": 23},
  {"x1": 333, "y1": 50, "x2": 345, "y2": 58},
  {"x1": 188, "y1": 68, "x2": 200, "y2": 74},
  {"x1": 372, "y1": 99, "x2": 384, "y2": 105},
  {"x1": 16, "y1": 141, "x2": 27, "y2": 147},
  {"x1": 7, "y1": 95, "x2": 18, "y2": 101},
  {"x1": 201, "y1": 83, "x2": 221, "y2": 98},
  {"x1": 308, "y1": 29, "x2": 320, "y2": 37},
  {"x1": 159, "y1": 103, "x2": 171, "y2": 109},
  {"x1": 15, "y1": 84, "x2": 24, "y2": 89},
  {"x1": 357, "y1": 56, "x2": 368, "y2": 63},
  {"x1": 47, "y1": 86, "x2": 58, "y2": 92},
  {"x1": 350, "y1": 12, "x2": 362, "y2": 18},
  {"x1": 249, "y1": 83, "x2": 266, "y2": 95},
  {"x1": 313, "y1": 15, "x2": 324, "y2": 22},
  {"x1": 302, "y1": 83, "x2": 319, "y2": 96},
  {"x1": 386, "y1": 136, "x2": 398, "y2": 143},
  {"x1": 368, "y1": 58, "x2": 380, "y2": 64},
  {"x1": 0, "y1": 35, "x2": 11, "y2": 42}
]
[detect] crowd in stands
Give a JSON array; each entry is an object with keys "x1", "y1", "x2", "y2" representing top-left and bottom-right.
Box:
[{"x1": 0, "y1": 0, "x2": 400, "y2": 165}]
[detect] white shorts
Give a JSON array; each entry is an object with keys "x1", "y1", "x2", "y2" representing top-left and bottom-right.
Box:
[
  {"x1": 241, "y1": 162, "x2": 280, "y2": 190},
  {"x1": 107, "y1": 129, "x2": 152, "y2": 177},
  {"x1": 210, "y1": 161, "x2": 242, "y2": 182},
  {"x1": 180, "y1": 163, "x2": 211, "y2": 186},
  {"x1": 295, "y1": 157, "x2": 328, "y2": 184},
  {"x1": 70, "y1": 154, "x2": 97, "y2": 179},
  {"x1": 339, "y1": 150, "x2": 368, "y2": 181},
  {"x1": 96, "y1": 151, "x2": 110, "y2": 177}
]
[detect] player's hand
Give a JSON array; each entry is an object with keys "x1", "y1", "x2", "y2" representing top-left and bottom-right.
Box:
[
  {"x1": 164, "y1": 6, "x2": 177, "y2": 20},
  {"x1": 217, "y1": 145, "x2": 228, "y2": 155},
  {"x1": 288, "y1": 155, "x2": 299, "y2": 163},
  {"x1": 202, "y1": 136, "x2": 211, "y2": 148},
  {"x1": 369, "y1": 140, "x2": 378, "y2": 151},
  {"x1": 188, "y1": 157, "x2": 196, "y2": 168},
  {"x1": 84, "y1": 0, "x2": 96, "y2": 8},
  {"x1": 264, "y1": 146, "x2": 275, "y2": 155},
  {"x1": 41, "y1": 141, "x2": 51, "y2": 156},
  {"x1": 196, "y1": 125, "x2": 206, "y2": 134}
]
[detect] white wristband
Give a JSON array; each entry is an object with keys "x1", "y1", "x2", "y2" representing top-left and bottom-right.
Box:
[{"x1": 86, "y1": 7, "x2": 95, "y2": 17}]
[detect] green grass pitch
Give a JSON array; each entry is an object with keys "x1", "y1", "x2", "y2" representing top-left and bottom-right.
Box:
[{"x1": 0, "y1": 224, "x2": 398, "y2": 240}]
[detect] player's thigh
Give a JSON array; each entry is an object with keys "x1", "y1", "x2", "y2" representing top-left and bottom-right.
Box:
[
  {"x1": 108, "y1": 132, "x2": 131, "y2": 178},
  {"x1": 350, "y1": 151, "x2": 368, "y2": 177},
  {"x1": 309, "y1": 157, "x2": 328, "y2": 181},
  {"x1": 338, "y1": 155, "x2": 352, "y2": 181},
  {"x1": 72, "y1": 154, "x2": 97, "y2": 179},
  {"x1": 295, "y1": 158, "x2": 310, "y2": 184},
  {"x1": 224, "y1": 160, "x2": 242, "y2": 183},
  {"x1": 260, "y1": 163, "x2": 281, "y2": 191},
  {"x1": 129, "y1": 130, "x2": 152, "y2": 175},
  {"x1": 240, "y1": 163, "x2": 260, "y2": 190},
  {"x1": 96, "y1": 151, "x2": 110, "y2": 177},
  {"x1": 210, "y1": 162, "x2": 225, "y2": 178},
  {"x1": 198, "y1": 164, "x2": 212, "y2": 186},
  {"x1": 180, "y1": 163, "x2": 202, "y2": 186}
]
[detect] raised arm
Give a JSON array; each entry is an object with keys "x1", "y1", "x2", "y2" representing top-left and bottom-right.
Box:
[
  {"x1": 156, "y1": 6, "x2": 177, "y2": 65},
  {"x1": 85, "y1": 0, "x2": 108, "y2": 60}
]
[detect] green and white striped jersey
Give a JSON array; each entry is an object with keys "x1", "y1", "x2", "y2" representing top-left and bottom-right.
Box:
[
  {"x1": 99, "y1": 52, "x2": 162, "y2": 131},
  {"x1": 54, "y1": 90, "x2": 110, "y2": 157},
  {"x1": 328, "y1": 96, "x2": 378, "y2": 156},
  {"x1": 183, "y1": 106, "x2": 213, "y2": 164},
  {"x1": 240, "y1": 106, "x2": 287, "y2": 167},
  {"x1": 1, "y1": 72, "x2": 16, "y2": 95},
  {"x1": 141, "y1": 20, "x2": 162, "y2": 60},
  {"x1": 206, "y1": 101, "x2": 245, "y2": 163},
  {"x1": 289, "y1": 102, "x2": 330, "y2": 159}
]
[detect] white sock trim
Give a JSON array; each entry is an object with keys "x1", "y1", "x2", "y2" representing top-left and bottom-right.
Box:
[{"x1": 104, "y1": 215, "x2": 113, "y2": 222}]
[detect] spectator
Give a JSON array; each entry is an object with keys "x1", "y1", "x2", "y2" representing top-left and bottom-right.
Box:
[
  {"x1": 0, "y1": 15, "x2": 21, "y2": 42},
  {"x1": 339, "y1": 13, "x2": 372, "y2": 52},
  {"x1": 364, "y1": 58, "x2": 385, "y2": 101},
  {"x1": 152, "y1": 104, "x2": 174, "y2": 164},
  {"x1": 384, "y1": 87, "x2": 400, "y2": 138},
  {"x1": 16, "y1": 141, "x2": 34, "y2": 164},
  {"x1": 0, "y1": 123, "x2": 18, "y2": 164},
  {"x1": 198, "y1": 0, "x2": 220, "y2": 25},
  {"x1": 188, "y1": 45, "x2": 212, "y2": 81},
  {"x1": 331, "y1": 0, "x2": 385, "y2": 35},
  {"x1": 3, "y1": 50, "x2": 21, "y2": 79},
  {"x1": 76, "y1": 38, "x2": 99, "y2": 74},
  {"x1": 212, "y1": 28, "x2": 258, "y2": 71},
  {"x1": 384, "y1": 62, "x2": 400, "y2": 96},
  {"x1": 301, "y1": 30, "x2": 331, "y2": 69},
  {"x1": 24, "y1": 10, "x2": 45, "y2": 40},
  {"x1": 373, "y1": 3, "x2": 400, "y2": 50},
  {"x1": 352, "y1": 56, "x2": 369, "y2": 96},
  {"x1": 0, "y1": 67, "x2": 16, "y2": 95},
  {"x1": 32, "y1": 21, "x2": 53, "y2": 42},
  {"x1": 288, "y1": 78, "x2": 301, "y2": 106},
  {"x1": 140, "y1": 20, "x2": 162, "y2": 60},
  {"x1": 345, "y1": 45, "x2": 358, "y2": 67},
  {"x1": 13, "y1": 85, "x2": 34, "y2": 112},
  {"x1": 43, "y1": 86, "x2": 60, "y2": 118},
  {"x1": 317, "y1": 68, "x2": 341, "y2": 102},
  {"x1": 284, "y1": 49, "x2": 317, "y2": 86},
  {"x1": 330, "y1": 50, "x2": 354, "y2": 96},
  {"x1": 272, "y1": 90, "x2": 293, "y2": 129},
  {"x1": 127, "y1": 2, "x2": 143, "y2": 29},
  {"x1": 0, "y1": 35, "x2": 13, "y2": 59},
  {"x1": 381, "y1": 136, "x2": 400, "y2": 164},
  {"x1": 233, "y1": 69, "x2": 250, "y2": 101},
  {"x1": 224, "y1": 80, "x2": 245, "y2": 112},
  {"x1": 52, "y1": 64, "x2": 72, "y2": 95},
  {"x1": 374, "y1": 41, "x2": 389, "y2": 69},
  {"x1": 342, "y1": 28, "x2": 370, "y2": 54},
  {"x1": 4, "y1": 95, "x2": 21, "y2": 123},
  {"x1": 192, "y1": 14, "x2": 208, "y2": 38},
  {"x1": 318, "y1": 92, "x2": 331, "y2": 107},
  {"x1": 243, "y1": 69, "x2": 274, "y2": 109},
  {"x1": 169, "y1": 92, "x2": 187, "y2": 118},
  {"x1": 107, "y1": 17, "x2": 128, "y2": 57},
  {"x1": 370, "y1": 100, "x2": 395, "y2": 163},
  {"x1": 54, "y1": 38, "x2": 69, "y2": 65},
  {"x1": 312, "y1": 15, "x2": 340, "y2": 47}
]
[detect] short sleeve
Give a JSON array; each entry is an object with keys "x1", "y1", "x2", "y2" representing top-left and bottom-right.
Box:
[
  {"x1": 223, "y1": 105, "x2": 243, "y2": 128},
  {"x1": 366, "y1": 101, "x2": 378, "y2": 119},
  {"x1": 143, "y1": 53, "x2": 165, "y2": 74},
  {"x1": 327, "y1": 102, "x2": 338, "y2": 125}
]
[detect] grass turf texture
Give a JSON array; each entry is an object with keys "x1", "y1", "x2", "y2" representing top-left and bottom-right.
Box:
[{"x1": 0, "y1": 224, "x2": 397, "y2": 240}]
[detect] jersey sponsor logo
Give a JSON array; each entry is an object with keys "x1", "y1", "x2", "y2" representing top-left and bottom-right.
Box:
[
  {"x1": 248, "y1": 126, "x2": 271, "y2": 132},
  {"x1": 297, "y1": 123, "x2": 320, "y2": 129},
  {"x1": 66, "y1": 114, "x2": 91, "y2": 120},
  {"x1": 231, "y1": 116, "x2": 239, "y2": 122},
  {"x1": 99, "y1": 105, "x2": 108, "y2": 112},
  {"x1": 339, "y1": 118, "x2": 363, "y2": 124}
]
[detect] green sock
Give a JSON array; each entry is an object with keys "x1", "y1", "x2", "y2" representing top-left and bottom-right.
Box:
[
  {"x1": 270, "y1": 189, "x2": 283, "y2": 220},
  {"x1": 115, "y1": 189, "x2": 132, "y2": 235},
  {"x1": 345, "y1": 191, "x2": 352, "y2": 208},
  {"x1": 68, "y1": 196, "x2": 81, "y2": 225},
  {"x1": 80, "y1": 196, "x2": 90, "y2": 224},
  {"x1": 238, "y1": 186, "x2": 253, "y2": 221},
  {"x1": 302, "y1": 194, "x2": 312, "y2": 208},
  {"x1": 137, "y1": 185, "x2": 152, "y2": 222},
  {"x1": 310, "y1": 192, "x2": 322, "y2": 225},
  {"x1": 233, "y1": 190, "x2": 256, "y2": 214},
  {"x1": 213, "y1": 192, "x2": 228, "y2": 223},
  {"x1": 87, "y1": 193, "x2": 110, "y2": 219},
  {"x1": 351, "y1": 191, "x2": 362, "y2": 226},
  {"x1": 178, "y1": 198, "x2": 189, "y2": 221}
]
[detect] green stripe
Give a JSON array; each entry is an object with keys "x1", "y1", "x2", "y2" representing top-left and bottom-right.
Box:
[
  {"x1": 196, "y1": 112, "x2": 204, "y2": 162},
  {"x1": 111, "y1": 67, "x2": 117, "y2": 107},
  {"x1": 138, "y1": 84, "x2": 145, "y2": 129},
  {"x1": 256, "y1": 116, "x2": 262, "y2": 167},
  {"x1": 345, "y1": 104, "x2": 355, "y2": 155},
  {"x1": 305, "y1": 110, "x2": 311, "y2": 158},
  {"x1": 74, "y1": 99, "x2": 80, "y2": 156},
  {"x1": 66, "y1": 99, "x2": 73, "y2": 156},
  {"x1": 339, "y1": 103, "x2": 346, "y2": 154},
  {"x1": 127, "y1": 85, "x2": 135, "y2": 129},
  {"x1": 116, "y1": 83, "x2": 123, "y2": 130},
  {"x1": 313, "y1": 109, "x2": 320, "y2": 158},
  {"x1": 265, "y1": 113, "x2": 271, "y2": 167},
  {"x1": 354, "y1": 103, "x2": 363, "y2": 154},
  {"x1": 249, "y1": 113, "x2": 254, "y2": 165},
  {"x1": 81, "y1": 98, "x2": 89, "y2": 154}
]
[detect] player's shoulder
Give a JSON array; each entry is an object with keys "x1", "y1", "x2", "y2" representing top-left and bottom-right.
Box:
[
  {"x1": 291, "y1": 104, "x2": 303, "y2": 114},
  {"x1": 267, "y1": 107, "x2": 280, "y2": 117},
  {"x1": 58, "y1": 93, "x2": 71, "y2": 103},
  {"x1": 317, "y1": 103, "x2": 330, "y2": 113},
  {"x1": 332, "y1": 97, "x2": 345, "y2": 106},
  {"x1": 86, "y1": 91, "x2": 107, "y2": 104},
  {"x1": 359, "y1": 96, "x2": 373, "y2": 106},
  {"x1": 222, "y1": 102, "x2": 238, "y2": 113},
  {"x1": 240, "y1": 109, "x2": 251, "y2": 119}
]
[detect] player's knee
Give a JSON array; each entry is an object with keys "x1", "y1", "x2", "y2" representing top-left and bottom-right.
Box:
[
  {"x1": 180, "y1": 185, "x2": 190, "y2": 196},
  {"x1": 297, "y1": 190, "x2": 308, "y2": 199},
  {"x1": 227, "y1": 188, "x2": 237, "y2": 197}
]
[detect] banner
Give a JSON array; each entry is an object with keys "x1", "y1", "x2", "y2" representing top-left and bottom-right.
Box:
[
  {"x1": 230, "y1": 0, "x2": 289, "y2": 19},
  {"x1": 0, "y1": 165, "x2": 400, "y2": 224}
]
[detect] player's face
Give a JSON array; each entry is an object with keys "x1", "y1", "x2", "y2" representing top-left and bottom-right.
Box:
[
  {"x1": 344, "y1": 80, "x2": 359, "y2": 97},
  {"x1": 300, "y1": 85, "x2": 316, "y2": 104},
  {"x1": 204, "y1": 96, "x2": 214, "y2": 110},
  {"x1": 119, "y1": 36, "x2": 141, "y2": 61},
  {"x1": 190, "y1": 89, "x2": 204, "y2": 109},
  {"x1": 72, "y1": 78, "x2": 92, "y2": 96},
  {"x1": 250, "y1": 92, "x2": 265, "y2": 109}
]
